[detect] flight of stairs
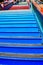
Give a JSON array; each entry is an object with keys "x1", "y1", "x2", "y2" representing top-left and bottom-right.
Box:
[{"x1": 0, "y1": 10, "x2": 43, "y2": 65}]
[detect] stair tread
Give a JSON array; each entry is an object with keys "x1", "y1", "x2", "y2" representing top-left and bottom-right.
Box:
[
  {"x1": 0, "y1": 43, "x2": 43, "y2": 47},
  {"x1": 0, "y1": 21, "x2": 36, "y2": 23},
  {"x1": 0, "y1": 47, "x2": 43, "y2": 53},
  {"x1": 0, "y1": 52, "x2": 43, "y2": 58},
  {"x1": 0, "y1": 28, "x2": 39, "y2": 32},
  {"x1": 0, "y1": 24, "x2": 37, "y2": 27},
  {"x1": 0, "y1": 32, "x2": 40, "y2": 37},
  {"x1": 0, "y1": 36, "x2": 41, "y2": 38},
  {"x1": 0, "y1": 38, "x2": 41, "y2": 44}
]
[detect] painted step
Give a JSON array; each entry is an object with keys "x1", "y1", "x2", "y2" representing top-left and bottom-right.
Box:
[
  {"x1": 0, "y1": 11, "x2": 33, "y2": 15},
  {"x1": 0, "y1": 18, "x2": 35, "y2": 21},
  {"x1": 3, "y1": 13, "x2": 33, "y2": 15},
  {"x1": 0, "y1": 36, "x2": 41, "y2": 38},
  {"x1": 0, "y1": 38, "x2": 41, "y2": 44},
  {"x1": 0, "y1": 27, "x2": 39, "y2": 32},
  {"x1": 0, "y1": 13, "x2": 34, "y2": 16},
  {"x1": 0, "y1": 52, "x2": 43, "y2": 60},
  {"x1": 0, "y1": 14, "x2": 34, "y2": 17},
  {"x1": 0, "y1": 59, "x2": 43, "y2": 65},
  {"x1": 0, "y1": 47, "x2": 43, "y2": 54},
  {"x1": 0, "y1": 23, "x2": 38, "y2": 27},
  {"x1": 0, "y1": 20, "x2": 36, "y2": 23},
  {"x1": 0, "y1": 17, "x2": 35, "y2": 19},
  {"x1": 0, "y1": 11, "x2": 33, "y2": 14},
  {"x1": 0, "y1": 42, "x2": 43, "y2": 48},
  {"x1": 0, "y1": 16, "x2": 34, "y2": 18},
  {"x1": 0, "y1": 32, "x2": 40, "y2": 37}
]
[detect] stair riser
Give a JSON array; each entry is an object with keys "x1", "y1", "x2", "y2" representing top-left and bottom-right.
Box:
[
  {"x1": 0, "y1": 47, "x2": 43, "y2": 53},
  {"x1": 0, "y1": 24, "x2": 37, "y2": 27},
  {"x1": 0, "y1": 28, "x2": 39, "y2": 32},
  {"x1": 0, "y1": 21, "x2": 36, "y2": 23},
  {"x1": 0, "y1": 59, "x2": 43, "y2": 65},
  {"x1": 0, "y1": 32, "x2": 40, "y2": 37},
  {"x1": 0, "y1": 38, "x2": 41, "y2": 44}
]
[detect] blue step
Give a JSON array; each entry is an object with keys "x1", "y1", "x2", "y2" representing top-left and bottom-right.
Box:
[
  {"x1": 0, "y1": 47, "x2": 43, "y2": 54},
  {"x1": 0, "y1": 12, "x2": 34, "y2": 15},
  {"x1": 0, "y1": 14, "x2": 34, "y2": 17},
  {"x1": 0, "y1": 17, "x2": 36, "y2": 20},
  {"x1": 0, "y1": 15, "x2": 34, "y2": 18},
  {"x1": 0, "y1": 11, "x2": 33, "y2": 15},
  {"x1": 0, "y1": 11, "x2": 33, "y2": 14},
  {"x1": 0, "y1": 27, "x2": 39, "y2": 32},
  {"x1": 0, "y1": 38, "x2": 41, "y2": 44},
  {"x1": 0, "y1": 32, "x2": 40, "y2": 37},
  {"x1": 0, "y1": 20, "x2": 36, "y2": 23},
  {"x1": 0, "y1": 19, "x2": 36, "y2": 22},
  {"x1": 0, "y1": 59, "x2": 43, "y2": 65},
  {"x1": 0, "y1": 23, "x2": 37, "y2": 27},
  {"x1": 0, "y1": 43, "x2": 43, "y2": 48},
  {"x1": 1, "y1": 11, "x2": 33, "y2": 13}
]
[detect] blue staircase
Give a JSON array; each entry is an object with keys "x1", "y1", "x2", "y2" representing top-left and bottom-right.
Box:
[{"x1": 0, "y1": 10, "x2": 43, "y2": 65}]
